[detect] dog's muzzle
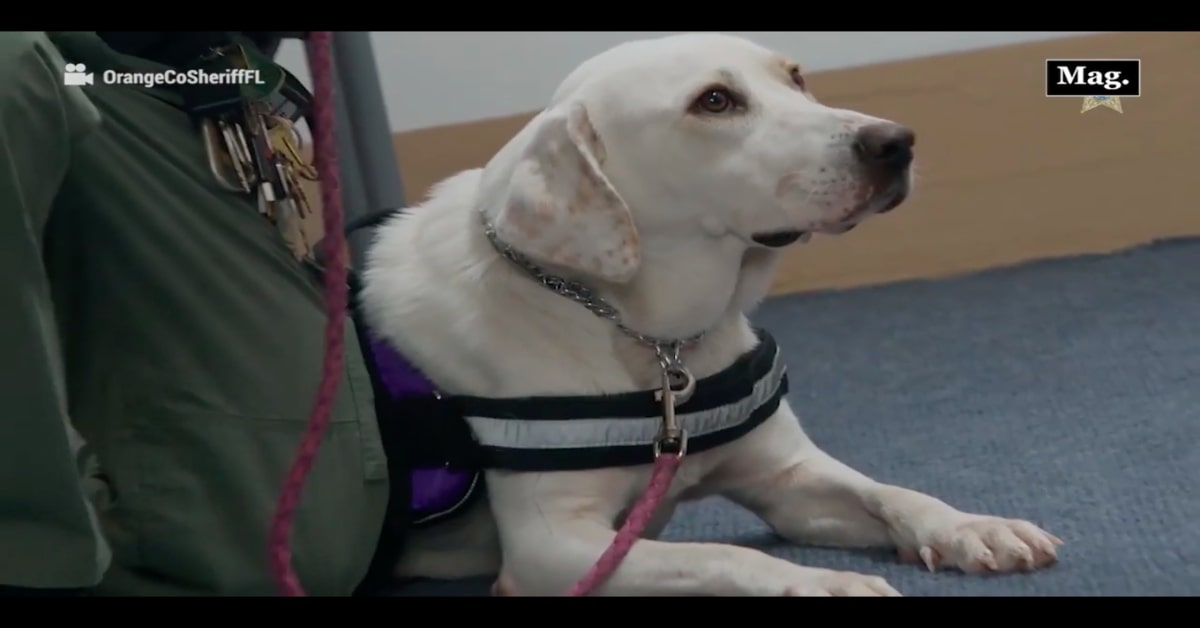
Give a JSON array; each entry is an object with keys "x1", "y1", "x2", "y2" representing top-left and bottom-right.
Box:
[{"x1": 750, "y1": 123, "x2": 915, "y2": 248}]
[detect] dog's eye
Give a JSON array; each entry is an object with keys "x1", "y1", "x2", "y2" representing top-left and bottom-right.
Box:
[
  {"x1": 692, "y1": 87, "x2": 737, "y2": 114},
  {"x1": 789, "y1": 66, "x2": 806, "y2": 91}
]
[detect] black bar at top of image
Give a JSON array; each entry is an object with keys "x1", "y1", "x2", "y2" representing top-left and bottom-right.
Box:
[{"x1": 1045, "y1": 59, "x2": 1141, "y2": 98}]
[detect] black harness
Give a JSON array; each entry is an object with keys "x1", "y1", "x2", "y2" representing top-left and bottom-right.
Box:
[{"x1": 372, "y1": 326, "x2": 789, "y2": 474}]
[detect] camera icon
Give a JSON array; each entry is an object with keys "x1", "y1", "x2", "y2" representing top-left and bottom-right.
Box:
[{"x1": 63, "y1": 63, "x2": 94, "y2": 86}]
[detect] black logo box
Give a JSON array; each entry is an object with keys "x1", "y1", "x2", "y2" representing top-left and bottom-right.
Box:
[{"x1": 1045, "y1": 59, "x2": 1141, "y2": 98}]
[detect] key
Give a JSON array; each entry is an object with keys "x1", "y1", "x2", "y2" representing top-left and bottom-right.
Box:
[
  {"x1": 200, "y1": 118, "x2": 243, "y2": 192},
  {"x1": 264, "y1": 115, "x2": 317, "y2": 224},
  {"x1": 201, "y1": 113, "x2": 259, "y2": 195},
  {"x1": 249, "y1": 105, "x2": 318, "y2": 259},
  {"x1": 284, "y1": 167, "x2": 312, "y2": 219},
  {"x1": 258, "y1": 190, "x2": 310, "y2": 260},
  {"x1": 240, "y1": 100, "x2": 284, "y2": 211},
  {"x1": 274, "y1": 170, "x2": 314, "y2": 260},
  {"x1": 280, "y1": 199, "x2": 312, "y2": 261},
  {"x1": 218, "y1": 117, "x2": 254, "y2": 192},
  {"x1": 267, "y1": 117, "x2": 318, "y2": 181}
]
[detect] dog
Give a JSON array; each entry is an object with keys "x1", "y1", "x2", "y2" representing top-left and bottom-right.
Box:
[{"x1": 359, "y1": 32, "x2": 1062, "y2": 596}]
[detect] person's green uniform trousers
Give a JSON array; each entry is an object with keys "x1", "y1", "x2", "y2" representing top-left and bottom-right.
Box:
[{"x1": 0, "y1": 32, "x2": 390, "y2": 595}]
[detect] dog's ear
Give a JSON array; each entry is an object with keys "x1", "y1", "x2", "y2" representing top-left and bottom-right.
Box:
[{"x1": 491, "y1": 103, "x2": 640, "y2": 283}]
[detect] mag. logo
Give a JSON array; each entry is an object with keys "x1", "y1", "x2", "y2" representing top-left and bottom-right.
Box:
[{"x1": 1045, "y1": 59, "x2": 1140, "y2": 114}]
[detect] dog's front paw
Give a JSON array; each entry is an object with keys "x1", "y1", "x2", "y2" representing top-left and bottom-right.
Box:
[
  {"x1": 784, "y1": 569, "x2": 902, "y2": 596},
  {"x1": 898, "y1": 514, "x2": 1063, "y2": 574}
]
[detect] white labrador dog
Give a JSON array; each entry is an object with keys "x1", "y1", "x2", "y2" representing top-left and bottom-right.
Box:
[{"x1": 360, "y1": 32, "x2": 1061, "y2": 596}]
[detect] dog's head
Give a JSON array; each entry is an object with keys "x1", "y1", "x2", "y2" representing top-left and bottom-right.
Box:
[{"x1": 479, "y1": 33, "x2": 915, "y2": 285}]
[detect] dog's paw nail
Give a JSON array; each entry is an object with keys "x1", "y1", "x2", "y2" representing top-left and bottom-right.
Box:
[
  {"x1": 1050, "y1": 534, "x2": 1065, "y2": 546},
  {"x1": 1019, "y1": 547, "x2": 1037, "y2": 570},
  {"x1": 919, "y1": 546, "x2": 938, "y2": 572},
  {"x1": 981, "y1": 551, "x2": 998, "y2": 571}
]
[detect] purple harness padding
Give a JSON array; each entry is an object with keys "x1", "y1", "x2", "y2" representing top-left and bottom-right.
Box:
[{"x1": 366, "y1": 335, "x2": 476, "y2": 521}]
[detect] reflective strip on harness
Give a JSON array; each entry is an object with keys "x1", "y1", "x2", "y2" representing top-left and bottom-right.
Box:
[
  {"x1": 455, "y1": 329, "x2": 789, "y2": 472},
  {"x1": 467, "y1": 352, "x2": 784, "y2": 448}
]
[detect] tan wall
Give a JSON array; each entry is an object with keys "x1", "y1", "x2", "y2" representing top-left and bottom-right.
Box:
[{"x1": 378, "y1": 32, "x2": 1198, "y2": 296}]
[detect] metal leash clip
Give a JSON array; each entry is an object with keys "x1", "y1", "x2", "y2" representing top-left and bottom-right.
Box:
[{"x1": 653, "y1": 342, "x2": 695, "y2": 458}]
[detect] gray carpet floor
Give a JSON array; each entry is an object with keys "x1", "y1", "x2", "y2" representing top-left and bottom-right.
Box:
[{"x1": 395, "y1": 237, "x2": 1200, "y2": 596}]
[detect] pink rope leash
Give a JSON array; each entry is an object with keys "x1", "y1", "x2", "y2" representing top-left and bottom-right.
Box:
[
  {"x1": 566, "y1": 454, "x2": 682, "y2": 596},
  {"x1": 267, "y1": 31, "x2": 346, "y2": 597}
]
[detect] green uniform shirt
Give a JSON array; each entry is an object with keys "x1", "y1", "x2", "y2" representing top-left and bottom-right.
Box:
[{"x1": 0, "y1": 31, "x2": 389, "y2": 595}]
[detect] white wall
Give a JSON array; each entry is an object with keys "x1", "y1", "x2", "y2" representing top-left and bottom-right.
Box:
[{"x1": 278, "y1": 32, "x2": 1097, "y2": 133}]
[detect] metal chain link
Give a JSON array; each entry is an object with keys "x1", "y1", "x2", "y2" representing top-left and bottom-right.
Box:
[{"x1": 479, "y1": 210, "x2": 706, "y2": 368}]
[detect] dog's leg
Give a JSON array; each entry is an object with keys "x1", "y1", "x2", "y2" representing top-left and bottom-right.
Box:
[
  {"x1": 488, "y1": 473, "x2": 900, "y2": 596},
  {"x1": 719, "y1": 404, "x2": 1063, "y2": 574},
  {"x1": 499, "y1": 524, "x2": 901, "y2": 596}
]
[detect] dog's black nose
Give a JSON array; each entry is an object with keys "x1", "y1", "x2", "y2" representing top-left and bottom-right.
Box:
[{"x1": 854, "y1": 123, "x2": 915, "y2": 170}]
